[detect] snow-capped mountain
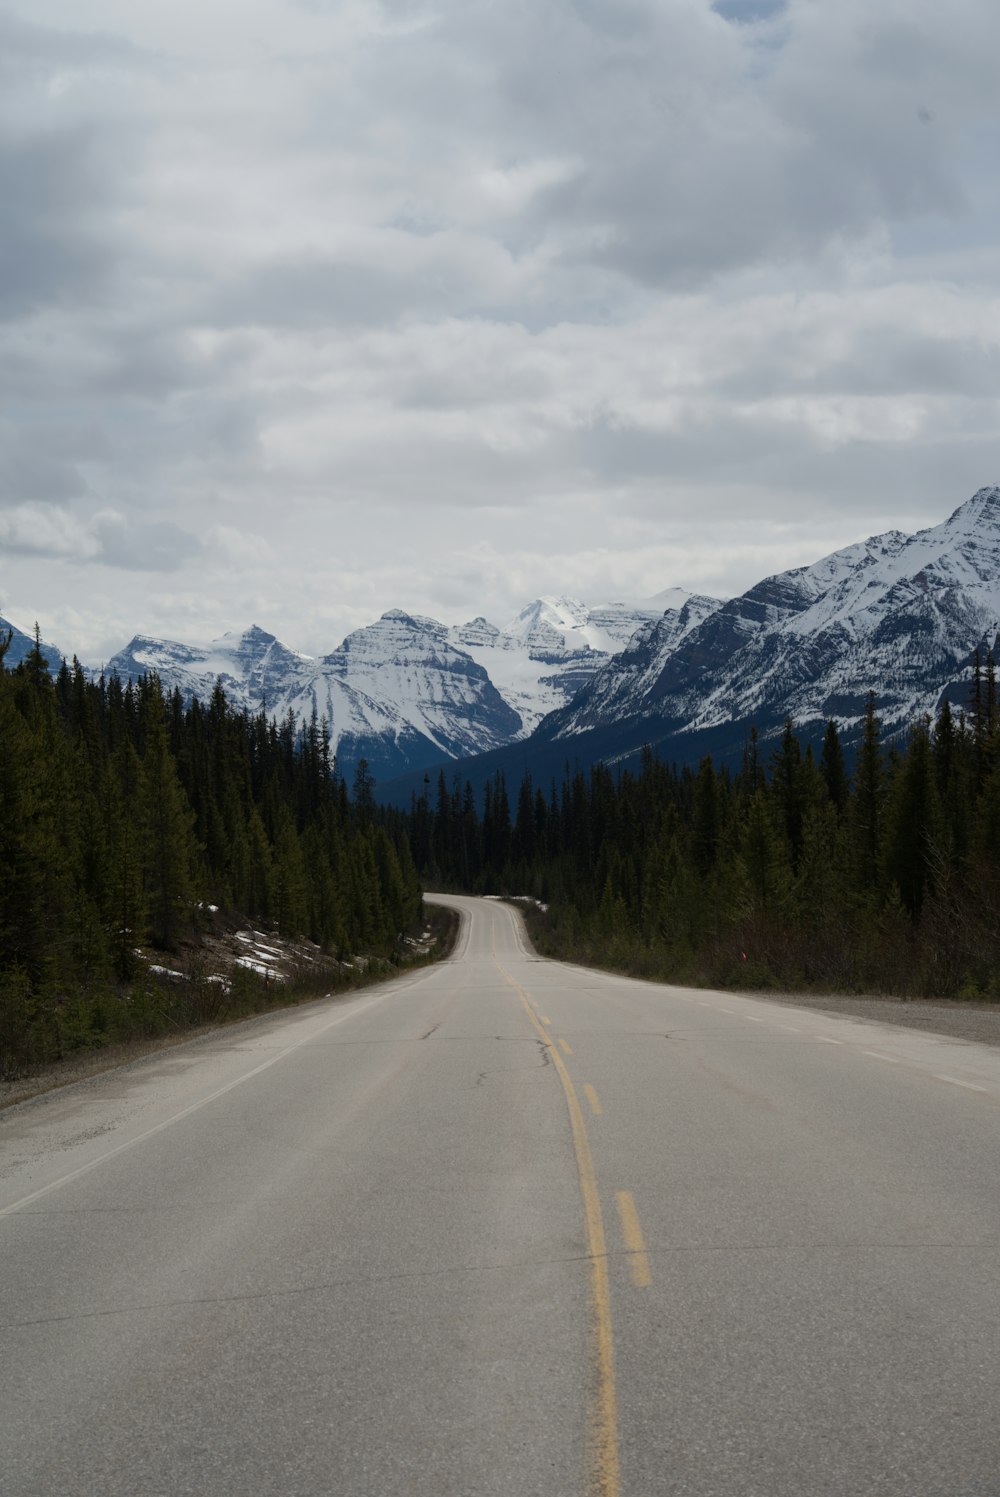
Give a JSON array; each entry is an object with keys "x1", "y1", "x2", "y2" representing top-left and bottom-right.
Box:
[
  {"x1": 0, "y1": 614, "x2": 64, "y2": 673},
  {"x1": 100, "y1": 597, "x2": 677, "y2": 781},
  {"x1": 103, "y1": 625, "x2": 310, "y2": 711},
  {"x1": 448, "y1": 596, "x2": 668, "y2": 734},
  {"x1": 546, "y1": 487, "x2": 1000, "y2": 749},
  {"x1": 293, "y1": 610, "x2": 522, "y2": 769},
  {"x1": 14, "y1": 488, "x2": 998, "y2": 790}
]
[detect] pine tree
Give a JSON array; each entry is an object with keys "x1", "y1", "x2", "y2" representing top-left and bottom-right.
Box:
[
  {"x1": 883, "y1": 721, "x2": 944, "y2": 916},
  {"x1": 851, "y1": 693, "x2": 884, "y2": 898},
  {"x1": 692, "y1": 757, "x2": 719, "y2": 876},
  {"x1": 138, "y1": 690, "x2": 199, "y2": 950},
  {"x1": 820, "y1": 719, "x2": 849, "y2": 813}
]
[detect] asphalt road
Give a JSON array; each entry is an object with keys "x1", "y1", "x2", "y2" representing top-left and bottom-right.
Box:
[{"x1": 3, "y1": 895, "x2": 1000, "y2": 1496}]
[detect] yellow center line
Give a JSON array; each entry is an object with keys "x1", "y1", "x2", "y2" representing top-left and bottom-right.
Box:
[
  {"x1": 540, "y1": 1015, "x2": 552, "y2": 1025},
  {"x1": 583, "y1": 1084, "x2": 604, "y2": 1117},
  {"x1": 497, "y1": 960, "x2": 621, "y2": 1497},
  {"x1": 615, "y1": 1191, "x2": 653, "y2": 1289},
  {"x1": 559, "y1": 1036, "x2": 574, "y2": 1055}
]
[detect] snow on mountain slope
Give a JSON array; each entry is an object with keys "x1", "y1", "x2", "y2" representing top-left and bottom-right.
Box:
[
  {"x1": 0, "y1": 614, "x2": 64, "y2": 673},
  {"x1": 104, "y1": 615, "x2": 514, "y2": 777},
  {"x1": 104, "y1": 625, "x2": 311, "y2": 711},
  {"x1": 97, "y1": 598, "x2": 676, "y2": 779},
  {"x1": 503, "y1": 596, "x2": 660, "y2": 658},
  {"x1": 316, "y1": 610, "x2": 522, "y2": 760},
  {"x1": 550, "y1": 488, "x2": 1000, "y2": 744},
  {"x1": 450, "y1": 597, "x2": 670, "y2": 734},
  {"x1": 642, "y1": 586, "x2": 696, "y2": 615},
  {"x1": 553, "y1": 592, "x2": 725, "y2": 732}
]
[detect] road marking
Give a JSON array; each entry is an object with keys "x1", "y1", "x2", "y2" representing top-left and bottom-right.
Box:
[
  {"x1": 583, "y1": 1084, "x2": 604, "y2": 1116},
  {"x1": 559, "y1": 1036, "x2": 574, "y2": 1055},
  {"x1": 0, "y1": 981, "x2": 410, "y2": 1222},
  {"x1": 744, "y1": 1015, "x2": 763, "y2": 1023},
  {"x1": 540, "y1": 1016, "x2": 552, "y2": 1025},
  {"x1": 863, "y1": 1050, "x2": 900, "y2": 1064},
  {"x1": 934, "y1": 1074, "x2": 988, "y2": 1092},
  {"x1": 775, "y1": 1023, "x2": 801, "y2": 1032},
  {"x1": 719, "y1": 1007, "x2": 734, "y2": 1014},
  {"x1": 615, "y1": 1191, "x2": 652, "y2": 1289},
  {"x1": 818, "y1": 1036, "x2": 844, "y2": 1045},
  {"x1": 498, "y1": 962, "x2": 621, "y2": 1497}
]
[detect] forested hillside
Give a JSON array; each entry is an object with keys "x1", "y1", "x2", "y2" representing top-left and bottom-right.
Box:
[
  {"x1": 412, "y1": 659, "x2": 1000, "y2": 999},
  {"x1": 1, "y1": 630, "x2": 423, "y2": 1076}
]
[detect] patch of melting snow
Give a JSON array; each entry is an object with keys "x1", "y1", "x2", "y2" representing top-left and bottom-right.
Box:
[
  {"x1": 485, "y1": 894, "x2": 549, "y2": 913},
  {"x1": 148, "y1": 964, "x2": 184, "y2": 980},
  {"x1": 234, "y1": 931, "x2": 285, "y2": 958},
  {"x1": 235, "y1": 956, "x2": 286, "y2": 981}
]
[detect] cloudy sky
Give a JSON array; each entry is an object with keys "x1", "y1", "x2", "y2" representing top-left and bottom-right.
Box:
[{"x1": 2, "y1": 0, "x2": 1000, "y2": 663}]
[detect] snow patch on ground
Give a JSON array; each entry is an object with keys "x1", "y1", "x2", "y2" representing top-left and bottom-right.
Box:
[
  {"x1": 234, "y1": 956, "x2": 286, "y2": 981},
  {"x1": 485, "y1": 894, "x2": 550, "y2": 913}
]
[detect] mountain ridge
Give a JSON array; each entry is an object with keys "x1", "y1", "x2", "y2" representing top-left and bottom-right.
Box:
[
  {"x1": 542, "y1": 486, "x2": 1000, "y2": 752},
  {"x1": 7, "y1": 486, "x2": 998, "y2": 792},
  {"x1": 95, "y1": 596, "x2": 679, "y2": 781}
]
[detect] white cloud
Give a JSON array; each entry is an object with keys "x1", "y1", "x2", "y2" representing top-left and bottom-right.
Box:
[
  {"x1": 2, "y1": 0, "x2": 1000, "y2": 663},
  {"x1": 0, "y1": 502, "x2": 101, "y2": 558}
]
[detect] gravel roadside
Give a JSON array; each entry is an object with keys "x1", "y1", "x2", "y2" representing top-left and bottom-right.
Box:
[{"x1": 752, "y1": 988, "x2": 1000, "y2": 1047}]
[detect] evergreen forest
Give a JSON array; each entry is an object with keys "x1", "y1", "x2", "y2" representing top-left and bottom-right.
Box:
[
  {"x1": 5, "y1": 619, "x2": 999, "y2": 1082},
  {"x1": 0, "y1": 631, "x2": 423, "y2": 1076},
  {"x1": 410, "y1": 666, "x2": 1000, "y2": 1000}
]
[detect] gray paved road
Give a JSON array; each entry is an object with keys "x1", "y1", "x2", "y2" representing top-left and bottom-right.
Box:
[{"x1": 3, "y1": 895, "x2": 1000, "y2": 1495}]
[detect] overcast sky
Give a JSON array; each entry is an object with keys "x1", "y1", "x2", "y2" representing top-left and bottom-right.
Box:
[{"x1": 2, "y1": 0, "x2": 1000, "y2": 663}]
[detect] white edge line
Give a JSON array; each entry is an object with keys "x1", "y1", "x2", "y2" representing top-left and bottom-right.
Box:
[
  {"x1": 934, "y1": 1074, "x2": 988, "y2": 1093},
  {"x1": 0, "y1": 981, "x2": 407, "y2": 1221}
]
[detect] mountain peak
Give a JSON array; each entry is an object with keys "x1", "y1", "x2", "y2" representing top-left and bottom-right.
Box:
[
  {"x1": 945, "y1": 485, "x2": 1000, "y2": 530},
  {"x1": 219, "y1": 624, "x2": 277, "y2": 645},
  {"x1": 0, "y1": 614, "x2": 64, "y2": 672},
  {"x1": 549, "y1": 485, "x2": 1000, "y2": 752}
]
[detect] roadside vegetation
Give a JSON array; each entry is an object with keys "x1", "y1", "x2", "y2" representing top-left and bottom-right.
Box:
[
  {"x1": 409, "y1": 659, "x2": 1000, "y2": 1001},
  {"x1": 0, "y1": 629, "x2": 429, "y2": 1079}
]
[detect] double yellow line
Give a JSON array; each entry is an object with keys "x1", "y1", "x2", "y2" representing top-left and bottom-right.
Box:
[{"x1": 496, "y1": 959, "x2": 621, "y2": 1497}]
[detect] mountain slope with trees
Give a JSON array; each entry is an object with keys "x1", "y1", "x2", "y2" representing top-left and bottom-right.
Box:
[
  {"x1": 0, "y1": 630, "x2": 424, "y2": 1077},
  {"x1": 408, "y1": 662, "x2": 1000, "y2": 1000}
]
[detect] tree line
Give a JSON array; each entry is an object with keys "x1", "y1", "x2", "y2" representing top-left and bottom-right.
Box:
[
  {"x1": 410, "y1": 654, "x2": 1000, "y2": 998},
  {"x1": 0, "y1": 630, "x2": 422, "y2": 1074}
]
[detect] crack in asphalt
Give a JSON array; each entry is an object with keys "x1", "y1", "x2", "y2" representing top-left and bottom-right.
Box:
[
  {"x1": 5, "y1": 1239, "x2": 994, "y2": 1333},
  {"x1": 0, "y1": 1250, "x2": 605, "y2": 1330}
]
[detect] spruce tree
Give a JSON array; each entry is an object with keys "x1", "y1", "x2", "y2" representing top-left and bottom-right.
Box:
[{"x1": 138, "y1": 689, "x2": 199, "y2": 950}]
